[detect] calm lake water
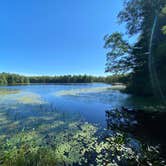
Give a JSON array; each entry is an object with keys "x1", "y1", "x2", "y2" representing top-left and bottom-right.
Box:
[
  {"x1": 0, "y1": 83, "x2": 134, "y2": 125},
  {"x1": 0, "y1": 83, "x2": 162, "y2": 130},
  {"x1": 0, "y1": 83, "x2": 164, "y2": 165}
]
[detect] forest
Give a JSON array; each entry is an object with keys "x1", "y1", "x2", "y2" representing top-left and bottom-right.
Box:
[{"x1": 0, "y1": 72, "x2": 128, "y2": 85}]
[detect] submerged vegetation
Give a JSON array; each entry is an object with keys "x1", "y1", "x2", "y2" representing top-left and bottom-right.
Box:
[
  {"x1": 0, "y1": 89, "x2": 165, "y2": 165},
  {"x1": 56, "y1": 87, "x2": 109, "y2": 96},
  {"x1": 0, "y1": 91, "x2": 45, "y2": 105},
  {"x1": 0, "y1": 88, "x2": 161, "y2": 162},
  {"x1": 1, "y1": 128, "x2": 165, "y2": 166},
  {"x1": 55, "y1": 85, "x2": 126, "y2": 96},
  {"x1": 0, "y1": 89, "x2": 20, "y2": 95},
  {"x1": 15, "y1": 93, "x2": 46, "y2": 105}
]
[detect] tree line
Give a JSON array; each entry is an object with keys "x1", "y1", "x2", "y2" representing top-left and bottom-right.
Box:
[
  {"x1": 0, "y1": 72, "x2": 129, "y2": 85},
  {"x1": 0, "y1": 73, "x2": 30, "y2": 85}
]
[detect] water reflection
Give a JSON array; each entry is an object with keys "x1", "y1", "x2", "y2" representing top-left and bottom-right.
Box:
[{"x1": 0, "y1": 84, "x2": 165, "y2": 165}]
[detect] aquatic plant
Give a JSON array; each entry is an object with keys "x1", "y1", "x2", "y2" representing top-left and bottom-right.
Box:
[
  {"x1": 55, "y1": 87, "x2": 111, "y2": 96},
  {"x1": 0, "y1": 120, "x2": 165, "y2": 166},
  {"x1": 15, "y1": 93, "x2": 45, "y2": 105},
  {"x1": 0, "y1": 93, "x2": 165, "y2": 165},
  {"x1": 0, "y1": 89, "x2": 20, "y2": 96}
]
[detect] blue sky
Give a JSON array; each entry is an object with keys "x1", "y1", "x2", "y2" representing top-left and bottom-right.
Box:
[{"x1": 0, "y1": 0, "x2": 126, "y2": 76}]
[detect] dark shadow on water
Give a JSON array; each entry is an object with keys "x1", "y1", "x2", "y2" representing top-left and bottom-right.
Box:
[{"x1": 105, "y1": 107, "x2": 166, "y2": 159}]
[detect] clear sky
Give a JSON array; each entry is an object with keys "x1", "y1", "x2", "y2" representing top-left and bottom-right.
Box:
[{"x1": 0, "y1": 0, "x2": 126, "y2": 76}]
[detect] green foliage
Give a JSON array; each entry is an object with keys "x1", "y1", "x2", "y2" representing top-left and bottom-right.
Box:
[
  {"x1": 0, "y1": 73, "x2": 106, "y2": 85},
  {"x1": 105, "y1": 0, "x2": 166, "y2": 96},
  {"x1": 162, "y1": 25, "x2": 166, "y2": 34},
  {"x1": 0, "y1": 73, "x2": 8, "y2": 85},
  {"x1": 0, "y1": 73, "x2": 30, "y2": 85},
  {"x1": 105, "y1": 74, "x2": 131, "y2": 85},
  {"x1": 104, "y1": 32, "x2": 132, "y2": 74},
  {"x1": 29, "y1": 75, "x2": 105, "y2": 84},
  {"x1": 0, "y1": 72, "x2": 133, "y2": 86},
  {"x1": 161, "y1": 5, "x2": 166, "y2": 15},
  {"x1": 0, "y1": 72, "x2": 134, "y2": 86}
]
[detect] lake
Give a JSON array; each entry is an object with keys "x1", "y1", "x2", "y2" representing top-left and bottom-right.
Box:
[
  {"x1": 0, "y1": 83, "x2": 131, "y2": 125},
  {"x1": 0, "y1": 83, "x2": 165, "y2": 165}
]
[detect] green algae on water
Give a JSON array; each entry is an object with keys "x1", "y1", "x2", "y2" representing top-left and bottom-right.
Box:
[{"x1": 0, "y1": 89, "x2": 20, "y2": 96}]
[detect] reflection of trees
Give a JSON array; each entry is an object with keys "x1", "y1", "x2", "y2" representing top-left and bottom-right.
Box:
[{"x1": 0, "y1": 102, "x2": 165, "y2": 165}]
